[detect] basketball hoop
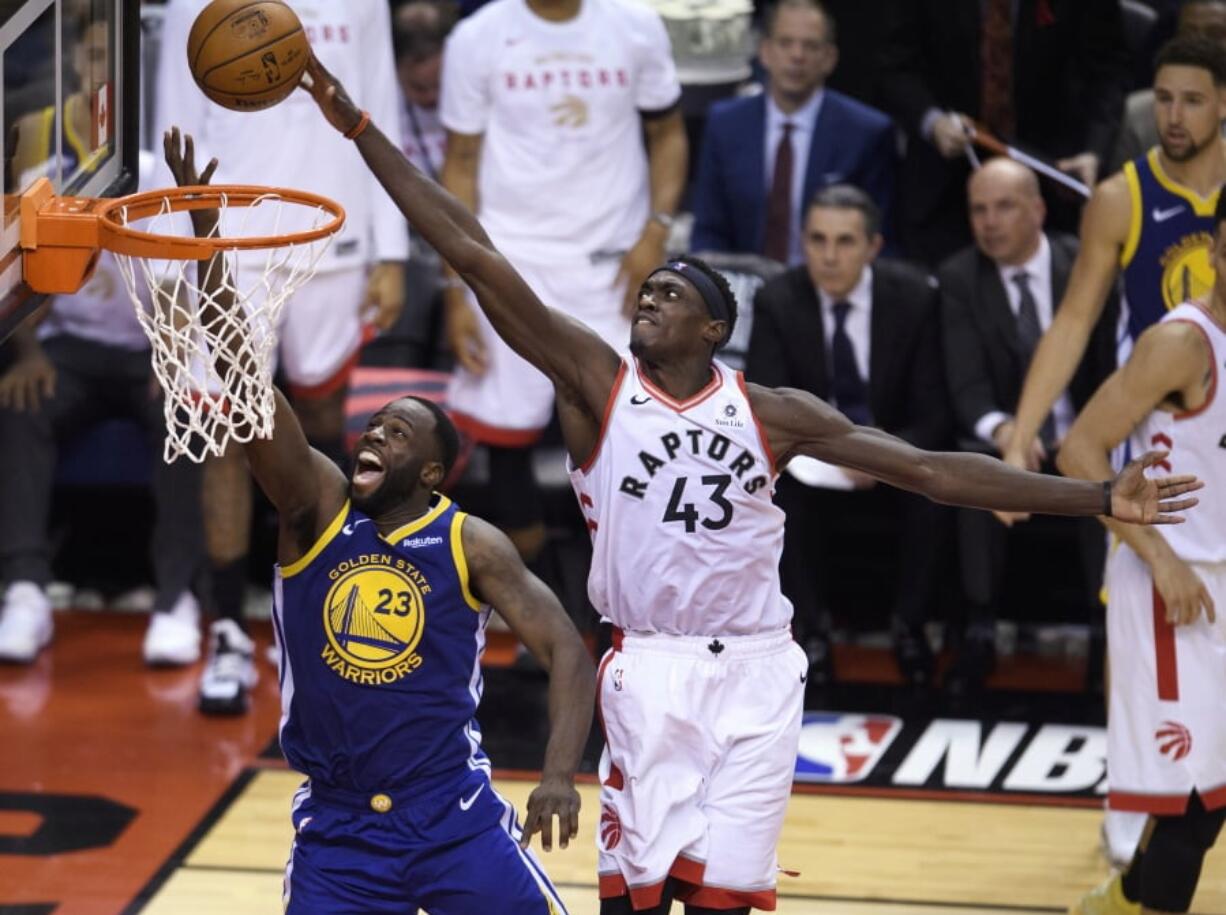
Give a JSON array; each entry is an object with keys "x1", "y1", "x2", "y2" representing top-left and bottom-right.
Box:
[{"x1": 20, "y1": 177, "x2": 346, "y2": 462}]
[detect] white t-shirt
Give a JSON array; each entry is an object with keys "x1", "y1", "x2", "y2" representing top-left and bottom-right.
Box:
[
  {"x1": 569, "y1": 358, "x2": 792, "y2": 636},
  {"x1": 440, "y1": 0, "x2": 681, "y2": 264},
  {"x1": 154, "y1": 0, "x2": 409, "y2": 273}
]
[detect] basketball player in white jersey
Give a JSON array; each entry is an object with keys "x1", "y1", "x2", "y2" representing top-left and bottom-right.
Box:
[
  {"x1": 1058, "y1": 197, "x2": 1226, "y2": 915},
  {"x1": 301, "y1": 56, "x2": 1203, "y2": 915}
]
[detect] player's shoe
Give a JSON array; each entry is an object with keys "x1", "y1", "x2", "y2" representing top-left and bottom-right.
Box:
[
  {"x1": 1069, "y1": 872, "x2": 1140, "y2": 915},
  {"x1": 143, "y1": 591, "x2": 201, "y2": 666},
  {"x1": 198, "y1": 619, "x2": 258, "y2": 715},
  {"x1": 0, "y1": 581, "x2": 53, "y2": 663}
]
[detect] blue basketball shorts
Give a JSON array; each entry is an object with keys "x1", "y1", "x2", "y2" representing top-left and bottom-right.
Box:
[{"x1": 283, "y1": 770, "x2": 568, "y2": 914}]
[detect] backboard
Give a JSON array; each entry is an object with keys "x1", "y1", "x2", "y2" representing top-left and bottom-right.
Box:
[{"x1": 0, "y1": 0, "x2": 139, "y2": 343}]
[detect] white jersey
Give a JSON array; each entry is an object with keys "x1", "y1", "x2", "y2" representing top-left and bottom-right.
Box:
[
  {"x1": 154, "y1": 0, "x2": 409, "y2": 273},
  {"x1": 440, "y1": 0, "x2": 681, "y2": 264},
  {"x1": 569, "y1": 359, "x2": 791, "y2": 636},
  {"x1": 1129, "y1": 303, "x2": 1226, "y2": 564}
]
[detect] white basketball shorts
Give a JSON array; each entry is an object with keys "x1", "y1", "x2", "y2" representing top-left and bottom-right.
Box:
[
  {"x1": 1105, "y1": 544, "x2": 1226, "y2": 814},
  {"x1": 276, "y1": 266, "x2": 368, "y2": 397},
  {"x1": 595, "y1": 627, "x2": 805, "y2": 911},
  {"x1": 447, "y1": 256, "x2": 630, "y2": 445}
]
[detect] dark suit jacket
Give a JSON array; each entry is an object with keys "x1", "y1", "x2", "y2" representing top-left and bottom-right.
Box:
[
  {"x1": 690, "y1": 89, "x2": 896, "y2": 258},
  {"x1": 746, "y1": 258, "x2": 951, "y2": 450},
  {"x1": 938, "y1": 231, "x2": 1118, "y2": 448}
]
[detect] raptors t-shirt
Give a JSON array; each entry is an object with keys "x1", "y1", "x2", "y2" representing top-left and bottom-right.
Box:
[{"x1": 440, "y1": 0, "x2": 681, "y2": 263}]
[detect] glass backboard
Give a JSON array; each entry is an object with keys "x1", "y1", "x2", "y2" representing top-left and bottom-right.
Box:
[{"x1": 0, "y1": 0, "x2": 139, "y2": 342}]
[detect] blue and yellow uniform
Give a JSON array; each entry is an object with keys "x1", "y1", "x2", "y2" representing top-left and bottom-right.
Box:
[
  {"x1": 272, "y1": 493, "x2": 566, "y2": 914},
  {"x1": 1120, "y1": 149, "x2": 1220, "y2": 342}
]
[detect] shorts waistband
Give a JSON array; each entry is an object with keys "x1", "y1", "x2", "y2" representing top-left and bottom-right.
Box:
[
  {"x1": 611, "y1": 626, "x2": 793, "y2": 659},
  {"x1": 307, "y1": 768, "x2": 469, "y2": 815}
]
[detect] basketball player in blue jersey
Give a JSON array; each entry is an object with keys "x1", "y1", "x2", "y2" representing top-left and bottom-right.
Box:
[
  {"x1": 163, "y1": 131, "x2": 594, "y2": 915},
  {"x1": 1005, "y1": 34, "x2": 1226, "y2": 482},
  {"x1": 299, "y1": 57, "x2": 1206, "y2": 915}
]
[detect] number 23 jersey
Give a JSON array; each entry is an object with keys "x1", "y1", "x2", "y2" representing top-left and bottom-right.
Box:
[{"x1": 569, "y1": 359, "x2": 792, "y2": 636}]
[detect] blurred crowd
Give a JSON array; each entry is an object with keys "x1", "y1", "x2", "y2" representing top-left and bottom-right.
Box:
[{"x1": 0, "y1": 0, "x2": 1214, "y2": 709}]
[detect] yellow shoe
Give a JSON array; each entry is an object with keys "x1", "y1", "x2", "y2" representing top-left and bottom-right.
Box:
[{"x1": 1069, "y1": 872, "x2": 1141, "y2": 915}]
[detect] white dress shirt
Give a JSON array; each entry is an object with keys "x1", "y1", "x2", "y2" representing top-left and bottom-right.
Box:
[
  {"x1": 974, "y1": 233, "x2": 1077, "y2": 446},
  {"x1": 765, "y1": 90, "x2": 824, "y2": 267},
  {"x1": 818, "y1": 265, "x2": 873, "y2": 385}
]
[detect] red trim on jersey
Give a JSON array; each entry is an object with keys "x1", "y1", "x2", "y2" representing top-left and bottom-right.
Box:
[
  {"x1": 680, "y1": 884, "x2": 778, "y2": 911},
  {"x1": 578, "y1": 361, "x2": 629, "y2": 474},
  {"x1": 611, "y1": 626, "x2": 625, "y2": 651},
  {"x1": 598, "y1": 856, "x2": 707, "y2": 907},
  {"x1": 594, "y1": 648, "x2": 616, "y2": 735},
  {"x1": 1110, "y1": 790, "x2": 1192, "y2": 815},
  {"x1": 604, "y1": 762, "x2": 625, "y2": 790},
  {"x1": 635, "y1": 360, "x2": 722, "y2": 412},
  {"x1": 288, "y1": 346, "x2": 363, "y2": 400},
  {"x1": 1153, "y1": 585, "x2": 1180, "y2": 701},
  {"x1": 1188, "y1": 300, "x2": 1226, "y2": 335},
  {"x1": 1168, "y1": 319, "x2": 1217, "y2": 420},
  {"x1": 736, "y1": 370, "x2": 778, "y2": 476},
  {"x1": 450, "y1": 411, "x2": 544, "y2": 447}
]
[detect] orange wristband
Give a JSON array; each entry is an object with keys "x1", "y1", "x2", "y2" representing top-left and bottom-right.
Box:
[{"x1": 344, "y1": 110, "x2": 371, "y2": 140}]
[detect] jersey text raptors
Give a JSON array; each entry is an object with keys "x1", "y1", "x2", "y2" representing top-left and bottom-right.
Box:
[{"x1": 569, "y1": 359, "x2": 793, "y2": 635}]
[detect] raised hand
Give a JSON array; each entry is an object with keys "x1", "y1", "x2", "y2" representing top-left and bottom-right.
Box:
[
  {"x1": 1110, "y1": 450, "x2": 1202, "y2": 524},
  {"x1": 300, "y1": 53, "x2": 364, "y2": 136}
]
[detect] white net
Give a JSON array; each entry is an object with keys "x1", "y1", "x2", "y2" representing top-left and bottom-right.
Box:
[{"x1": 109, "y1": 190, "x2": 339, "y2": 463}]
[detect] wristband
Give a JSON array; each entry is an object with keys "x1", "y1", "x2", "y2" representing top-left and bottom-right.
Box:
[
  {"x1": 1102, "y1": 480, "x2": 1113, "y2": 518},
  {"x1": 345, "y1": 110, "x2": 371, "y2": 140}
]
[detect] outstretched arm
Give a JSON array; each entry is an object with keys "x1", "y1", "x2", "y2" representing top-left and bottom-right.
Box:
[
  {"x1": 748, "y1": 383, "x2": 1200, "y2": 523},
  {"x1": 463, "y1": 515, "x2": 595, "y2": 852},
  {"x1": 162, "y1": 129, "x2": 346, "y2": 561},
  {"x1": 301, "y1": 56, "x2": 620, "y2": 419}
]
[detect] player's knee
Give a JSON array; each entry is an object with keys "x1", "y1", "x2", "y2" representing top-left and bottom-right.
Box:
[{"x1": 1138, "y1": 795, "x2": 1225, "y2": 912}]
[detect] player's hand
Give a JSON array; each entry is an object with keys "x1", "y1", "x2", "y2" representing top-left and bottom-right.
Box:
[
  {"x1": 445, "y1": 288, "x2": 488, "y2": 375},
  {"x1": 1109, "y1": 450, "x2": 1202, "y2": 525},
  {"x1": 301, "y1": 54, "x2": 364, "y2": 136},
  {"x1": 994, "y1": 433, "x2": 1041, "y2": 526},
  {"x1": 930, "y1": 112, "x2": 973, "y2": 158},
  {"x1": 363, "y1": 262, "x2": 405, "y2": 332},
  {"x1": 1056, "y1": 152, "x2": 1100, "y2": 189},
  {"x1": 520, "y1": 774, "x2": 580, "y2": 852},
  {"x1": 163, "y1": 127, "x2": 220, "y2": 235},
  {"x1": 617, "y1": 223, "x2": 668, "y2": 317},
  {"x1": 0, "y1": 350, "x2": 55, "y2": 412},
  {"x1": 1151, "y1": 552, "x2": 1216, "y2": 626}
]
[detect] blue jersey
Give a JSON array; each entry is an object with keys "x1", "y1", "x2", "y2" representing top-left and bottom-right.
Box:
[
  {"x1": 272, "y1": 494, "x2": 492, "y2": 791},
  {"x1": 1120, "y1": 149, "x2": 1219, "y2": 341}
]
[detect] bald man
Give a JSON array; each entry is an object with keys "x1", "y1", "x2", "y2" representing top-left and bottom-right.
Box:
[{"x1": 936, "y1": 158, "x2": 1119, "y2": 694}]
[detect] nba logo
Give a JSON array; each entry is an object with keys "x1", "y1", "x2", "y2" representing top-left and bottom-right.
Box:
[{"x1": 794, "y1": 712, "x2": 902, "y2": 783}]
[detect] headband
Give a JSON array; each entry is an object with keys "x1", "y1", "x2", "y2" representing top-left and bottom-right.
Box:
[{"x1": 653, "y1": 260, "x2": 731, "y2": 326}]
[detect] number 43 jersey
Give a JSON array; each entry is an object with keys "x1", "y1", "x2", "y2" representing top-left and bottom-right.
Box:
[{"x1": 569, "y1": 358, "x2": 793, "y2": 636}]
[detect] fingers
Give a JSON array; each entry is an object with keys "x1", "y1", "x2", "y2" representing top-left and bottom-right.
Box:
[
  {"x1": 539, "y1": 812, "x2": 554, "y2": 852},
  {"x1": 1155, "y1": 477, "x2": 1203, "y2": 496},
  {"x1": 1158, "y1": 496, "x2": 1199, "y2": 514},
  {"x1": 567, "y1": 802, "x2": 579, "y2": 846},
  {"x1": 1152, "y1": 514, "x2": 1187, "y2": 525},
  {"x1": 518, "y1": 808, "x2": 540, "y2": 851},
  {"x1": 200, "y1": 157, "x2": 219, "y2": 186},
  {"x1": 1137, "y1": 450, "x2": 1168, "y2": 470},
  {"x1": 1203, "y1": 588, "x2": 1217, "y2": 625}
]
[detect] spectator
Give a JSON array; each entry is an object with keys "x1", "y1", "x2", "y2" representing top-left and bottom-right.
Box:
[
  {"x1": 155, "y1": 0, "x2": 408, "y2": 715},
  {"x1": 876, "y1": 0, "x2": 1129, "y2": 266},
  {"x1": 1110, "y1": 0, "x2": 1226, "y2": 174},
  {"x1": 938, "y1": 158, "x2": 1117, "y2": 693},
  {"x1": 690, "y1": 0, "x2": 895, "y2": 265},
  {"x1": 439, "y1": 0, "x2": 687, "y2": 565},
  {"x1": 0, "y1": 156, "x2": 205, "y2": 665},
  {"x1": 394, "y1": 0, "x2": 458, "y2": 180},
  {"x1": 746, "y1": 184, "x2": 951, "y2": 687}
]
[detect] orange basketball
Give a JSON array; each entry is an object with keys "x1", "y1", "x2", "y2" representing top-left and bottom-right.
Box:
[{"x1": 187, "y1": 0, "x2": 309, "y2": 111}]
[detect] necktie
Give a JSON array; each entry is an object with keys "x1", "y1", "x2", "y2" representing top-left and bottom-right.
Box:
[
  {"x1": 763, "y1": 121, "x2": 795, "y2": 263},
  {"x1": 830, "y1": 301, "x2": 871, "y2": 426},
  {"x1": 980, "y1": 0, "x2": 1015, "y2": 140},
  {"x1": 1012, "y1": 270, "x2": 1056, "y2": 446}
]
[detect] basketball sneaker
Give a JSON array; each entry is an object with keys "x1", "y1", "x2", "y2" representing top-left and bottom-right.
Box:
[
  {"x1": 143, "y1": 591, "x2": 201, "y2": 666},
  {"x1": 0, "y1": 581, "x2": 53, "y2": 663},
  {"x1": 1069, "y1": 872, "x2": 1140, "y2": 915},
  {"x1": 198, "y1": 619, "x2": 258, "y2": 716}
]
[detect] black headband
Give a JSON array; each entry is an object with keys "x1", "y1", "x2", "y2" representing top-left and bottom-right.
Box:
[{"x1": 653, "y1": 260, "x2": 731, "y2": 326}]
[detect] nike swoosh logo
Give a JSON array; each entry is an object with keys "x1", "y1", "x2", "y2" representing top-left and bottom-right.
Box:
[
  {"x1": 630, "y1": 395, "x2": 651, "y2": 405},
  {"x1": 1153, "y1": 204, "x2": 1185, "y2": 222},
  {"x1": 459, "y1": 784, "x2": 485, "y2": 811},
  {"x1": 342, "y1": 519, "x2": 370, "y2": 536}
]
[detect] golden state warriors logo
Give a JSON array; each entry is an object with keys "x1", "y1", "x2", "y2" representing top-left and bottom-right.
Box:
[
  {"x1": 320, "y1": 553, "x2": 432, "y2": 685},
  {"x1": 1160, "y1": 233, "x2": 1215, "y2": 310}
]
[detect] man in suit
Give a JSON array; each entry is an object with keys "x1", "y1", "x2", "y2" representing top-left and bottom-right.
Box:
[
  {"x1": 939, "y1": 158, "x2": 1117, "y2": 693},
  {"x1": 747, "y1": 184, "x2": 952, "y2": 687},
  {"x1": 877, "y1": 0, "x2": 1129, "y2": 267},
  {"x1": 690, "y1": 0, "x2": 896, "y2": 265}
]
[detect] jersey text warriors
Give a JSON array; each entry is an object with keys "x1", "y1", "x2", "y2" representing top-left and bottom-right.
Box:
[{"x1": 569, "y1": 359, "x2": 792, "y2": 636}]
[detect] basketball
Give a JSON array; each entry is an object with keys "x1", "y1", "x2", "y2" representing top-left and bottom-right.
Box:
[{"x1": 186, "y1": 0, "x2": 308, "y2": 111}]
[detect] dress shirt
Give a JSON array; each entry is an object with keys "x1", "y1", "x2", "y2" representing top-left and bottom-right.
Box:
[
  {"x1": 765, "y1": 89, "x2": 824, "y2": 266},
  {"x1": 818, "y1": 265, "x2": 873, "y2": 386}
]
